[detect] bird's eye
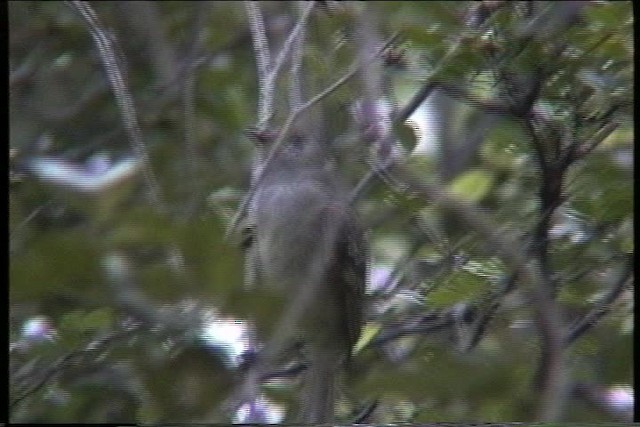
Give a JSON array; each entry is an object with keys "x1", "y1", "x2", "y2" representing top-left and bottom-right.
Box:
[
  {"x1": 285, "y1": 135, "x2": 307, "y2": 156},
  {"x1": 241, "y1": 226, "x2": 254, "y2": 250},
  {"x1": 289, "y1": 135, "x2": 305, "y2": 149}
]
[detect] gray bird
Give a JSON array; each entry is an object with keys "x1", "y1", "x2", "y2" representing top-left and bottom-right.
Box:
[{"x1": 244, "y1": 126, "x2": 366, "y2": 423}]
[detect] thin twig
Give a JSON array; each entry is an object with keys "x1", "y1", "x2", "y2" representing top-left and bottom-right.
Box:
[
  {"x1": 351, "y1": 26, "x2": 495, "y2": 205},
  {"x1": 288, "y1": 2, "x2": 308, "y2": 111},
  {"x1": 395, "y1": 81, "x2": 437, "y2": 125},
  {"x1": 464, "y1": 273, "x2": 518, "y2": 351},
  {"x1": 244, "y1": 1, "x2": 271, "y2": 122},
  {"x1": 66, "y1": 1, "x2": 164, "y2": 212},
  {"x1": 246, "y1": 1, "x2": 315, "y2": 128},
  {"x1": 267, "y1": 30, "x2": 401, "y2": 160},
  {"x1": 266, "y1": 1, "x2": 316, "y2": 109},
  {"x1": 277, "y1": 31, "x2": 401, "y2": 157},
  {"x1": 564, "y1": 260, "x2": 633, "y2": 346},
  {"x1": 9, "y1": 203, "x2": 49, "y2": 239},
  {"x1": 394, "y1": 5, "x2": 504, "y2": 126},
  {"x1": 577, "y1": 121, "x2": 620, "y2": 159},
  {"x1": 436, "y1": 82, "x2": 512, "y2": 116},
  {"x1": 385, "y1": 162, "x2": 567, "y2": 421},
  {"x1": 226, "y1": 31, "x2": 401, "y2": 239},
  {"x1": 10, "y1": 324, "x2": 142, "y2": 411},
  {"x1": 182, "y1": 57, "x2": 207, "y2": 218},
  {"x1": 353, "y1": 399, "x2": 379, "y2": 424}
]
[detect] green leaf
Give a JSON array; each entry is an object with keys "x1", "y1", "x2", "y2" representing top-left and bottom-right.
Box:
[
  {"x1": 394, "y1": 121, "x2": 419, "y2": 153},
  {"x1": 353, "y1": 322, "x2": 382, "y2": 354},
  {"x1": 10, "y1": 230, "x2": 102, "y2": 302},
  {"x1": 448, "y1": 169, "x2": 495, "y2": 203},
  {"x1": 427, "y1": 270, "x2": 488, "y2": 307},
  {"x1": 80, "y1": 307, "x2": 114, "y2": 330},
  {"x1": 57, "y1": 308, "x2": 114, "y2": 348}
]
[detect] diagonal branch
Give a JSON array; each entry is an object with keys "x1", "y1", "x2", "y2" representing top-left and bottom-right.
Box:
[
  {"x1": 66, "y1": 1, "x2": 165, "y2": 212},
  {"x1": 564, "y1": 260, "x2": 633, "y2": 346},
  {"x1": 385, "y1": 163, "x2": 568, "y2": 421},
  {"x1": 267, "y1": 1, "x2": 315, "y2": 97},
  {"x1": 227, "y1": 31, "x2": 401, "y2": 239},
  {"x1": 288, "y1": 1, "x2": 308, "y2": 111},
  {"x1": 244, "y1": 1, "x2": 271, "y2": 122},
  {"x1": 10, "y1": 323, "x2": 142, "y2": 411},
  {"x1": 245, "y1": 1, "x2": 316, "y2": 127}
]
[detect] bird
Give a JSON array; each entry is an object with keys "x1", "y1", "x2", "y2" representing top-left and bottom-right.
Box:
[{"x1": 243, "y1": 125, "x2": 366, "y2": 423}]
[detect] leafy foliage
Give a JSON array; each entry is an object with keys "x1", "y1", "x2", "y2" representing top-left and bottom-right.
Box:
[{"x1": 9, "y1": 1, "x2": 632, "y2": 424}]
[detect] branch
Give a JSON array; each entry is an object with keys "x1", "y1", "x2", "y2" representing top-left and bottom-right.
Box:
[
  {"x1": 385, "y1": 162, "x2": 568, "y2": 421},
  {"x1": 463, "y1": 273, "x2": 518, "y2": 351},
  {"x1": 226, "y1": 31, "x2": 401, "y2": 239},
  {"x1": 394, "y1": 2, "x2": 505, "y2": 125},
  {"x1": 182, "y1": 57, "x2": 206, "y2": 218},
  {"x1": 244, "y1": 1, "x2": 271, "y2": 123},
  {"x1": 10, "y1": 323, "x2": 141, "y2": 411},
  {"x1": 102, "y1": 253, "x2": 203, "y2": 333},
  {"x1": 117, "y1": 1, "x2": 177, "y2": 87},
  {"x1": 292, "y1": 31, "x2": 401, "y2": 124},
  {"x1": 266, "y1": 1, "x2": 315, "y2": 102},
  {"x1": 353, "y1": 17, "x2": 511, "y2": 204},
  {"x1": 395, "y1": 81, "x2": 437, "y2": 125},
  {"x1": 435, "y1": 82, "x2": 513, "y2": 117},
  {"x1": 245, "y1": 1, "x2": 316, "y2": 127},
  {"x1": 564, "y1": 260, "x2": 633, "y2": 346},
  {"x1": 288, "y1": 2, "x2": 308, "y2": 111},
  {"x1": 370, "y1": 311, "x2": 456, "y2": 348},
  {"x1": 66, "y1": 1, "x2": 165, "y2": 212},
  {"x1": 576, "y1": 121, "x2": 620, "y2": 159}
]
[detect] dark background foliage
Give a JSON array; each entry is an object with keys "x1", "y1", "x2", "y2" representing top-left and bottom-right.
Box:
[{"x1": 9, "y1": 1, "x2": 633, "y2": 424}]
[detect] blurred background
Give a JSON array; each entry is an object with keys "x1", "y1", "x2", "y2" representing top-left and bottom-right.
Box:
[{"x1": 9, "y1": 1, "x2": 633, "y2": 423}]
